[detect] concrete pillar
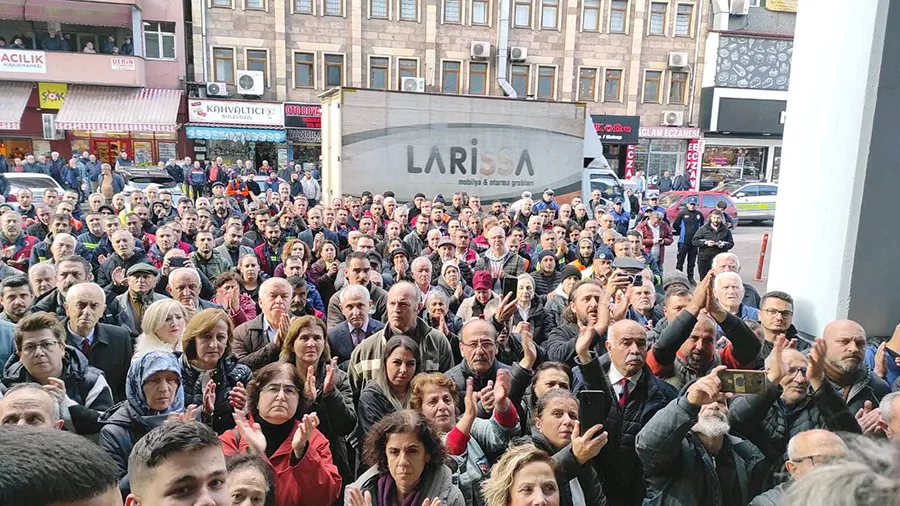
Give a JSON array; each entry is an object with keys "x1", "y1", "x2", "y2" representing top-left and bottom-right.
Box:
[
  {"x1": 767, "y1": 0, "x2": 900, "y2": 336},
  {"x1": 131, "y1": 7, "x2": 143, "y2": 57},
  {"x1": 624, "y1": 0, "x2": 645, "y2": 116},
  {"x1": 274, "y1": 0, "x2": 288, "y2": 100}
]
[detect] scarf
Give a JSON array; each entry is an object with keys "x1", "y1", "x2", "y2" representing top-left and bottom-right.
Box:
[
  {"x1": 377, "y1": 473, "x2": 421, "y2": 506},
  {"x1": 126, "y1": 350, "x2": 184, "y2": 415}
]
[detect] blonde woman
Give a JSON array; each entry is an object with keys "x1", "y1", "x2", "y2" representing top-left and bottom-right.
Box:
[
  {"x1": 481, "y1": 444, "x2": 560, "y2": 506},
  {"x1": 133, "y1": 299, "x2": 187, "y2": 358}
]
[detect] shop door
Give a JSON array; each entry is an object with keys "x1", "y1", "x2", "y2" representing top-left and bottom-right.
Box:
[{"x1": 92, "y1": 139, "x2": 132, "y2": 167}]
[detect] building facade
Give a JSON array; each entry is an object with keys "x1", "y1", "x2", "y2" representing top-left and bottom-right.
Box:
[{"x1": 190, "y1": 0, "x2": 712, "y2": 180}]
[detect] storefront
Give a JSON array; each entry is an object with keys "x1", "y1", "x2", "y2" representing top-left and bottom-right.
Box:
[
  {"x1": 633, "y1": 126, "x2": 701, "y2": 188},
  {"x1": 185, "y1": 99, "x2": 286, "y2": 168},
  {"x1": 591, "y1": 114, "x2": 640, "y2": 177},
  {"x1": 700, "y1": 140, "x2": 782, "y2": 185},
  {"x1": 284, "y1": 102, "x2": 322, "y2": 171}
]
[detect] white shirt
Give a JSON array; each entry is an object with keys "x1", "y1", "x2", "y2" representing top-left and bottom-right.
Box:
[
  {"x1": 608, "y1": 366, "x2": 642, "y2": 402},
  {"x1": 263, "y1": 317, "x2": 277, "y2": 343},
  {"x1": 649, "y1": 223, "x2": 661, "y2": 258}
]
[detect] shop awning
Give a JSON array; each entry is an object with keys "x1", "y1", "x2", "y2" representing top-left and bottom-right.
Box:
[
  {"x1": 56, "y1": 85, "x2": 182, "y2": 132},
  {"x1": 20, "y1": 0, "x2": 134, "y2": 27},
  {"x1": 0, "y1": 81, "x2": 33, "y2": 130},
  {"x1": 0, "y1": 0, "x2": 25, "y2": 21},
  {"x1": 185, "y1": 124, "x2": 286, "y2": 143}
]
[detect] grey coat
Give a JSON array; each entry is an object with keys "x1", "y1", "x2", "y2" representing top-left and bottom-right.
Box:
[
  {"x1": 115, "y1": 292, "x2": 169, "y2": 337},
  {"x1": 448, "y1": 416, "x2": 520, "y2": 506},
  {"x1": 347, "y1": 464, "x2": 464, "y2": 506}
]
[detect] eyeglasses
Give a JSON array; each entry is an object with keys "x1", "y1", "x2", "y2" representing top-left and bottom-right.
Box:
[
  {"x1": 262, "y1": 383, "x2": 300, "y2": 397},
  {"x1": 786, "y1": 366, "x2": 808, "y2": 378},
  {"x1": 20, "y1": 341, "x2": 61, "y2": 356},
  {"x1": 791, "y1": 454, "x2": 840, "y2": 466},
  {"x1": 461, "y1": 340, "x2": 496, "y2": 351},
  {"x1": 763, "y1": 308, "x2": 794, "y2": 318}
]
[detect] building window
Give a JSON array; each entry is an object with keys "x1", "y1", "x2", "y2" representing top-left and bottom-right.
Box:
[
  {"x1": 211, "y1": 0, "x2": 232, "y2": 6},
  {"x1": 444, "y1": 0, "x2": 461, "y2": 21},
  {"x1": 469, "y1": 62, "x2": 488, "y2": 94},
  {"x1": 370, "y1": 57, "x2": 389, "y2": 89},
  {"x1": 294, "y1": 52, "x2": 314, "y2": 88},
  {"x1": 398, "y1": 58, "x2": 418, "y2": 87},
  {"x1": 578, "y1": 68, "x2": 597, "y2": 101},
  {"x1": 142, "y1": 21, "x2": 176, "y2": 60},
  {"x1": 675, "y1": 4, "x2": 693, "y2": 36},
  {"x1": 649, "y1": 2, "x2": 667, "y2": 35},
  {"x1": 609, "y1": 0, "x2": 627, "y2": 32},
  {"x1": 604, "y1": 68, "x2": 622, "y2": 101},
  {"x1": 669, "y1": 71, "x2": 688, "y2": 104},
  {"x1": 400, "y1": 0, "x2": 417, "y2": 19},
  {"x1": 472, "y1": 0, "x2": 488, "y2": 24},
  {"x1": 325, "y1": 54, "x2": 344, "y2": 87},
  {"x1": 541, "y1": 0, "x2": 558, "y2": 28},
  {"x1": 511, "y1": 64, "x2": 529, "y2": 96},
  {"x1": 247, "y1": 49, "x2": 268, "y2": 86},
  {"x1": 370, "y1": 0, "x2": 388, "y2": 17},
  {"x1": 643, "y1": 70, "x2": 662, "y2": 103},
  {"x1": 325, "y1": 0, "x2": 342, "y2": 15},
  {"x1": 537, "y1": 66, "x2": 556, "y2": 99},
  {"x1": 295, "y1": 0, "x2": 313, "y2": 12},
  {"x1": 212, "y1": 47, "x2": 234, "y2": 83},
  {"x1": 582, "y1": 0, "x2": 599, "y2": 30},
  {"x1": 245, "y1": 0, "x2": 264, "y2": 8},
  {"x1": 442, "y1": 61, "x2": 461, "y2": 93},
  {"x1": 514, "y1": 0, "x2": 531, "y2": 27}
]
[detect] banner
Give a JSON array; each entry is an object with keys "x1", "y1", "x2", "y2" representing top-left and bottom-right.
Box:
[
  {"x1": 187, "y1": 99, "x2": 284, "y2": 127},
  {"x1": 625, "y1": 144, "x2": 635, "y2": 179},
  {"x1": 592, "y1": 115, "x2": 640, "y2": 145},
  {"x1": 686, "y1": 139, "x2": 705, "y2": 191},
  {"x1": 766, "y1": 0, "x2": 798, "y2": 12},
  {"x1": 38, "y1": 82, "x2": 67, "y2": 109},
  {"x1": 0, "y1": 48, "x2": 46, "y2": 73}
]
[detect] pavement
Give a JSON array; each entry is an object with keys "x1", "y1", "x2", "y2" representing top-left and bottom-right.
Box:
[{"x1": 662, "y1": 222, "x2": 774, "y2": 293}]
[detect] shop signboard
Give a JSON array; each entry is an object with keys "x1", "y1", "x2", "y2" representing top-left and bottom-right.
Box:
[
  {"x1": 284, "y1": 103, "x2": 322, "y2": 129},
  {"x1": 286, "y1": 128, "x2": 322, "y2": 144},
  {"x1": 624, "y1": 144, "x2": 636, "y2": 179},
  {"x1": 766, "y1": 0, "x2": 797, "y2": 12},
  {"x1": 0, "y1": 48, "x2": 46, "y2": 73},
  {"x1": 38, "y1": 82, "x2": 67, "y2": 109},
  {"x1": 591, "y1": 115, "x2": 640, "y2": 144},
  {"x1": 110, "y1": 57, "x2": 136, "y2": 71},
  {"x1": 188, "y1": 99, "x2": 284, "y2": 127},
  {"x1": 686, "y1": 139, "x2": 705, "y2": 191},
  {"x1": 639, "y1": 126, "x2": 701, "y2": 139}
]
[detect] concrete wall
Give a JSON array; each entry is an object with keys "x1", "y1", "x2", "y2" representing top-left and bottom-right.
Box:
[
  {"x1": 142, "y1": 0, "x2": 187, "y2": 88},
  {"x1": 727, "y1": 4, "x2": 795, "y2": 35}
]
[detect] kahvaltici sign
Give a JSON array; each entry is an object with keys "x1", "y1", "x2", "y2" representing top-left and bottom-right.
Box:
[
  {"x1": 591, "y1": 115, "x2": 640, "y2": 144},
  {"x1": 188, "y1": 99, "x2": 284, "y2": 127}
]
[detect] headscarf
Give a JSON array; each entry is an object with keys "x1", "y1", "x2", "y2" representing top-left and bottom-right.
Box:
[{"x1": 126, "y1": 351, "x2": 185, "y2": 416}]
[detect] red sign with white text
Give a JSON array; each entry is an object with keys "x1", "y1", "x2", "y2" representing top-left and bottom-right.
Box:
[
  {"x1": 686, "y1": 139, "x2": 704, "y2": 190},
  {"x1": 625, "y1": 144, "x2": 636, "y2": 179}
]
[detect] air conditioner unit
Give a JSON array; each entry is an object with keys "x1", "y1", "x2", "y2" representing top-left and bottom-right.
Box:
[
  {"x1": 470, "y1": 41, "x2": 491, "y2": 60},
  {"x1": 668, "y1": 52, "x2": 689, "y2": 68},
  {"x1": 662, "y1": 111, "x2": 685, "y2": 127},
  {"x1": 509, "y1": 46, "x2": 528, "y2": 62},
  {"x1": 205, "y1": 82, "x2": 228, "y2": 97},
  {"x1": 41, "y1": 114, "x2": 63, "y2": 140},
  {"x1": 236, "y1": 70, "x2": 265, "y2": 95},
  {"x1": 730, "y1": 0, "x2": 749, "y2": 15},
  {"x1": 401, "y1": 77, "x2": 426, "y2": 92}
]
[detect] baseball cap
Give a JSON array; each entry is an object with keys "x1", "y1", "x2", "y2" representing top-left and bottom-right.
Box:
[
  {"x1": 613, "y1": 197, "x2": 624, "y2": 205},
  {"x1": 593, "y1": 245, "x2": 614, "y2": 260},
  {"x1": 473, "y1": 271, "x2": 493, "y2": 291},
  {"x1": 685, "y1": 198, "x2": 697, "y2": 205},
  {"x1": 437, "y1": 236, "x2": 455, "y2": 248},
  {"x1": 544, "y1": 188, "x2": 554, "y2": 195},
  {"x1": 648, "y1": 195, "x2": 659, "y2": 200}
]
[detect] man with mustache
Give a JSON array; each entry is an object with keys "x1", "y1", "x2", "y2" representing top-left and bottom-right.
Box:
[
  {"x1": 636, "y1": 366, "x2": 769, "y2": 505},
  {"x1": 445, "y1": 318, "x2": 514, "y2": 418}
]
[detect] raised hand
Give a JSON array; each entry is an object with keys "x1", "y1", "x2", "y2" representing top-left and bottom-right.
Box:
[
  {"x1": 322, "y1": 357, "x2": 338, "y2": 396},
  {"x1": 346, "y1": 488, "x2": 374, "y2": 506},
  {"x1": 571, "y1": 421, "x2": 608, "y2": 464},
  {"x1": 575, "y1": 325, "x2": 595, "y2": 364},
  {"x1": 304, "y1": 364, "x2": 318, "y2": 404},
  {"x1": 291, "y1": 412, "x2": 320, "y2": 459},
  {"x1": 875, "y1": 342, "x2": 888, "y2": 379},
  {"x1": 233, "y1": 409, "x2": 267, "y2": 455},
  {"x1": 421, "y1": 499, "x2": 442, "y2": 506},
  {"x1": 687, "y1": 365, "x2": 728, "y2": 407},
  {"x1": 167, "y1": 404, "x2": 200, "y2": 423},
  {"x1": 42, "y1": 377, "x2": 67, "y2": 404},
  {"x1": 519, "y1": 322, "x2": 537, "y2": 370},
  {"x1": 112, "y1": 266, "x2": 126, "y2": 286},
  {"x1": 494, "y1": 292, "x2": 517, "y2": 323},
  {"x1": 855, "y1": 401, "x2": 885, "y2": 435},
  {"x1": 493, "y1": 369, "x2": 511, "y2": 412},
  {"x1": 478, "y1": 380, "x2": 496, "y2": 413},
  {"x1": 765, "y1": 334, "x2": 789, "y2": 385},
  {"x1": 704, "y1": 274, "x2": 727, "y2": 322},
  {"x1": 274, "y1": 314, "x2": 291, "y2": 348},
  {"x1": 686, "y1": 272, "x2": 712, "y2": 316},
  {"x1": 611, "y1": 285, "x2": 632, "y2": 322},
  {"x1": 202, "y1": 378, "x2": 216, "y2": 414},
  {"x1": 806, "y1": 337, "x2": 826, "y2": 392},
  {"x1": 228, "y1": 382, "x2": 247, "y2": 410}
]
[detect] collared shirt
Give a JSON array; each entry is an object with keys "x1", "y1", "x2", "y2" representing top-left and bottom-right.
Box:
[
  {"x1": 68, "y1": 322, "x2": 96, "y2": 346},
  {"x1": 608, "y1": 365, "x2": 642, "y2": 402},
  {"x1": 351, "y1": 316, "x2": 370, "y2": 334},
  {"x1": 263, "y1": 317, "x2": 277, "y2": 343}
]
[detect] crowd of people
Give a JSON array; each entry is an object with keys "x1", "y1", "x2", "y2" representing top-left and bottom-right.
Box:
[
  {"x1": 0, "y1": 30, "x2": 133, "y2": 55},
  {"x1": 0, "y1": 154, "x2": 898, "y2": 506}
]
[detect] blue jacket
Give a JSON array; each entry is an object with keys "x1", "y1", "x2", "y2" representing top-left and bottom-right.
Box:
[
  {"x1": 609, "y1": 208, "x2": 631, "y2": 235},
  {"x1": 0, "y1": 320, "x2": 13, "y2": 370},
  {"x1": 531, "y1": 199, "x2": 559, "y2": 215},
  {"x1": 85, "y1": 160, "x2": 103, "y2": 181}
]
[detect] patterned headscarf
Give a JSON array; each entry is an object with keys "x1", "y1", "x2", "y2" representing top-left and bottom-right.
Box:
[{"x1": 126, "y1": 351, "x2": 185, "y2": 416}]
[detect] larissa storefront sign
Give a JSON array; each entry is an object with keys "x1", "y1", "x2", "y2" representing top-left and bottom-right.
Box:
[
  {"x1": 188, "y1": 99, "x2": 284, "y2": 127},
  {"x1": 0, "y1": 49, "x2": 46, "y2": 73}
]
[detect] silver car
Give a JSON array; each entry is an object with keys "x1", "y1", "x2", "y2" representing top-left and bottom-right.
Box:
[{"x1": 5, "y1": 173, "x2": 66, "y2": 207}]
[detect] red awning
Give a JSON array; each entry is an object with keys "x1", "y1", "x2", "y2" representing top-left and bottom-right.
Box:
[
  {"x1": 55, "y1": 85, "x2": 182, "y2": 132},
  {"x1": 0, "y1": 0, "x2": 25, "y2": 21},
  {"x1": 23, "y1": 0, "x2": 133, "y2": 27},
  {"x1": 0, "y1": 81, "x2": 33, "y2": 130}
]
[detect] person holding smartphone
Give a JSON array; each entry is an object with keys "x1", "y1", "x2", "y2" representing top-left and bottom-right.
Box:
[{"x1": 692, "y1": 211, "x2": 734, "y2": 279}]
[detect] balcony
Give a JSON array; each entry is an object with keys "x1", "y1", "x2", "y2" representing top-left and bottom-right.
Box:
[{"x1": 0, "y1": 48, "x2": 146, "y2": 86}]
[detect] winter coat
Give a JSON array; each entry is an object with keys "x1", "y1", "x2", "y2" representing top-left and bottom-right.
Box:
[
  {"x1": 190, "y1": 249, "x2": 233, "y2": 283},
  {"x1": 357, "y1": 380, "x2": 401, "y2": 436},
  {"x1": 115, "y1": 291, "x2": 169, "y2": 337},
  {"x1": 430, "y1": 277, "x2": 474, "y2": 314},
  {"x1": 456, "y1": 293, "x2": 501, "y2": 322},
  {"x1": 532, "y1": 269, "x2": 561, "y2": 300},
  {"x1": 96, "y1": 250, "x2": 152, "y2": 295},
  {"x1": 473, "y1": 250, "x2": 527, "y2": 283},
  {"x1": 636, "y1": 220, "x2": 675, "y2": 266},
  {"x1": 232, "y1": 314, "x2": 281, "y2": 371},
  {"x1": 444, "y1": 409, "x2": 520, "y2": 506},
  {"x1": 29, "y1": 287, "x2": 126, "y2": 328},
  {"x1": 507, "y1": 298, "x2": 554, "y2": 346},
  {"x1": 515, "y1": 427, "x2": 608, "y2": 506},
  {"x1": 180, "y1": 354, "x2": 252, "y2": 433},
  {"x1": 446, "y1": 360, "x2": 511, "y2": 418},
  {"x1": 673, "y1": 209, "x2": 704, "y2": 244},
  {"x1": 348, "y1": 464, "x2": 464, "y2": 506},
  {"x1": 98, "y1": 173, "x2": 125, "y2": 194},
  {"x1": 691, "y1": 223, "x2": 734, "y2": 262},
  {"x1": 402, "y1": 230, "x2": 427, "y2": 257},
  {"x1": 327, "y1": 284, "x2": 389, "y2": 329},
  {"x1": 305, "y1": 361, "x2": 357, "y2": 487}
]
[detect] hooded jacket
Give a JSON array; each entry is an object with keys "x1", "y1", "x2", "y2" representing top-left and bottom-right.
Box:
[{"x1": 349, "y1": 464, "x2": 464, "y2": 506}]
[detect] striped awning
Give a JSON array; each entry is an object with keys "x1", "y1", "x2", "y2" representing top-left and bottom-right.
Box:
[
  {"x1": 0, "y1": 81, "x2": 33, "y2": 130},
  {"x1": 55, "y1": 86, "x2": 182, "y2": 132}
]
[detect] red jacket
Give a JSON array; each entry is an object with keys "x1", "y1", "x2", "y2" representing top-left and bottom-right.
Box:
[
  {"x1": 1, "y1": 233, "x2": 38, "y2": 272},
  {"x1": 635, "y1": 220, "x2": 674, "y2": 265},
  {"x1": 220, "y1": 420, "x2": 341, "y2": 506}
]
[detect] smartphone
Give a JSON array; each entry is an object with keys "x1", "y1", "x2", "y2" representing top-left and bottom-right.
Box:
[
  {"x1": 577, "y1": 390, "x2": 610, "y2": 433},
  {"x1": 718, "y1": 369, "x2": 766, "y2": 395},
  {"x1": 169, "y1": 257, "x2": 186, "y2": 268},
  {"x1": 501, "y1": 277, "x2": 518, "y2": 299}
]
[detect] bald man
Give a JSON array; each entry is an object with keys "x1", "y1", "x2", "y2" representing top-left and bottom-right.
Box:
[
  {"x1": 577, "y1": 319, "x2": 678, "y2": 504},
  {"x1": 822, "y1": 319, "x2": 890, "y2": 412},
  {"x1": 749, "y1": 429, "x2": 848, "y2": 506},
  {"x1": 63, "y1": 282, "x2": 133, "y2": 402},
  {"x1": 713, "y1": 271, "x2": 760, "y2": 320},
  {"x1": 0, "y1": 383, "x2": 63, "y2": 429},
  {"x1": 232, "y1": 277, "x2": 293, "y2": 371}
]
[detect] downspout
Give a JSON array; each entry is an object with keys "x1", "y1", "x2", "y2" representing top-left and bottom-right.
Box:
[
  {"x1": 200, "y1": 0, "x2": 209, "y2": 82},
  {"x1": 687, "y1": 0, "x2": 704, "y2": 122},
  {"x1": 497, "y1": 0, "x2": 516, "y2": 97}
]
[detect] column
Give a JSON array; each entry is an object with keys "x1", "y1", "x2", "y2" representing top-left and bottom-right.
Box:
[{"x1": 767, "y1": 0, "x2": 900, "y2": 336}]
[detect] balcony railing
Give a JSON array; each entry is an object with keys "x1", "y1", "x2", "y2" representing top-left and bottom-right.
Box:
[{"x1": 0, "y1": 48, "x2": 146, "y2": 87}]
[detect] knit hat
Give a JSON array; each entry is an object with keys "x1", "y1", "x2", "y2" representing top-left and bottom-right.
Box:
[
  {"x1": 662, "y1": 270, "x2": 691, "y2": 292},
  {"x1": 536, "y1": 249, "x2": 556, "y2": 262},
  {"x1": 559, "y1": 265, "x2": 581, "y2": 281},
  {"x1": 441, "y1": 261, "x2": 460, "y2": 277},
  {"x1": 472, "y1": 271, "x2": 493, "y2": 291}
]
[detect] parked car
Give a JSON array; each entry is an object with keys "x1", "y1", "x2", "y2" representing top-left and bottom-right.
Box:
[
  {"x1": 658, "y1": 191, "x2": 738, "y2": 225},
  {"x1": 4, "y1": 173, "x2": 66, "y2": 206},
  {"x1": 712, "y1": 180, "x2": 778, "y2": 223},
  {"x1": 121, "y1": 169, "x2": 186, "y2": 204}
]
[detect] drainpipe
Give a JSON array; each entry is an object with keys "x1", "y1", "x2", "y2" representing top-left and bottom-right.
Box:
[
  {"x1": 497, "y1": 0, "x2": 516, "y2": 98},
  {"x1": 200, "y1": 0, "x2": 208, "y2": 82},
  {"x1": 687, "y1": 0, "x2": 705, "y2": 122}
]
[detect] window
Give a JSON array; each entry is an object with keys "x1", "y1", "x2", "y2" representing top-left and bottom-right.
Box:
[
  {"x1": 537, "y1": 66, "x2": 556, "y2": 99},
  {"x1": 469, "y1": 62, "x2": 488, "y2": 94},
  {"x1": 514, "y1": 0, "x2": 531, "y2": 27},
  {"x1": 669, "y1": 71, "x2": 687, "y2": 104},
  {"x1": 325, "y1": 0, "x2": 342, "y2": 15},
  {"x1": 578, "y1": 68, "x2": 597, "y2": 101},
  {"x1": 444, "y1": 0, "x2": 461, "y2": 21},
  {"x1": 398, "y1": 59, "x2": 418, "y2": 83},
  {"x1": 294, "y1": 52, "x2": 314, "y2": 88},
  {"x1": 701, "y1": 195, "x2": 716, "y2": 208},
  {"x1": 472, "y1": 0, "x2": 488, "y2": 24},
  {"x1": 609, "y1": 0, "x2": 627, "y2": 32},
  {"x1": 604, "y1": 69, "x2": 622, "y2": 101},
  {"x1": 738, "y1": 185, "x2": 760, "y2": 196},
  {"x1": 582, "y1": 0, "x2": 599, "y2": 30},
  {"x1": 247, "y1": 49, "x2": 268, "y2": 86},
  {"x1": 212, "y1": 47, "x2": 234, "y2": 83},
  {"x1": 142, "y1": 21, "x2": 176, "y2": 60},
  {"x1": 442, "y1": 61, "x2": 461, "y2": 93},
  {"x1": 643, "y1": 70, "x2": 662, "y2": 103},
  {"x1": 245, "y1": 0, "x2": 264, "y2": 8},
  {"x1": 649, "y1": 2, "x2": 667, "y2": 35},
  {"x1": 370, "y1": 57, "x2": 389, "y2": 89},
  {"x1": 295, "y1": 0, "x2": 313, "y2": 12},
  {"x1": 370, "y1": 0, "x2": 388, "y2": 17},
  {"x1": 211, "y1": 0, "x2": 232, "y2": 6},
  {"x1": 511, "y1": 64, "x2": 529, "y2": 96},
  {"x1": 675, "y1": 4, "x2": 693, "y2": 36},
  {"x1": 541, "y1": 0, "x2": 558, "y2": 28},
  {"x1": 400, "y1": 0, "x2": 417, "y2": 19},
  {"x1": 325, "y1": 54, "x2": 344, "y2": 87}
]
